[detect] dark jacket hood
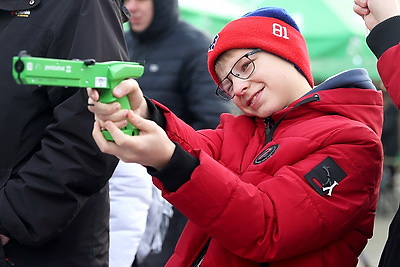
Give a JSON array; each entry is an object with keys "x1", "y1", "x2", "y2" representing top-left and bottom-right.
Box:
[{"x1": 130, "y1": 0, "x2": 179, "y2": 43}]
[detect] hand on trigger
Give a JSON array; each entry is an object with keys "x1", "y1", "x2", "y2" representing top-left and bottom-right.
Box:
[{"x1": 93, "y1": 110, "x2": 175, "y2": 171}]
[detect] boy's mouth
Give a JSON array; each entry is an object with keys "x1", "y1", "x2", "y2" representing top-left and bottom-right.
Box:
[{"x1": 247, "y1": 89, "x2": 262, "y2": 107}]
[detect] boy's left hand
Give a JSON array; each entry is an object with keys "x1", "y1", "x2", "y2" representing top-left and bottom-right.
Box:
[{"x1": 93, "y1": 110, "x2": 176, "y2": 171}]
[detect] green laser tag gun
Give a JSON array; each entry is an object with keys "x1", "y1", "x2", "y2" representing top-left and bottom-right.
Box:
[{"x1": 12, "y1": 51, "x2": 144, "y2": 141}]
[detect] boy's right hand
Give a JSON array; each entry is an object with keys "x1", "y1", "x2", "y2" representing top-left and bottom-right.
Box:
[
  {"x1": 87, "y1": 78, "x2": 149, "y2": 130},
  {"x1": 353, "y1": 0, "x2": 400, "y2": 31}
]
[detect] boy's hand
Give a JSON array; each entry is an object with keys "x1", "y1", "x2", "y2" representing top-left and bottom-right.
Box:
[
  {"x1": 353, "y1": 0, "x2": 400, "y2": 30},
  {"x1": 87, "y1": 78, "x2": 149, "y2": 130},
  {"x1": 93, "y1": 111, "x2": 175, "y2": 170},
  {"x1": 87, "y1": 78, "x2": 176, "y2": 170}
]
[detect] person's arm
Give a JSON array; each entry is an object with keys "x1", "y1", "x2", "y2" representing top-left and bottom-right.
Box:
[
  {"x1": 87, "y1": 78, "x2": 224, "y2": 189},
  {"x1": 158, "y1": 126, "x2": 381, "y2": 263},
  {"x1": 355, "y1": 0, "x2": 400, "y2": 108},
  {"x1": 0, "y1": 0, "x2": 127, "y2": 244},
  {"x1": 354, "y1": 0, "x2": 400, "y2": 106},
  {"x1": 368, "y1": 17, "x2": 400, "y2": 108},
  {"x1": 89, "y1": 86, "x2": 382, "y2": 263},
  {"x1": 353, "y1": 0, "x2": 400, "y2": 30},
  {"x1": 354, "y1": 0, "x2": 400, "y2": 58}
]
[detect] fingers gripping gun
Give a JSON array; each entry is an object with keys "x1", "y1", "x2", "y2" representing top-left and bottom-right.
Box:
[{"x1": 12, "y1": 51, "x2": 144, "y2": 141}]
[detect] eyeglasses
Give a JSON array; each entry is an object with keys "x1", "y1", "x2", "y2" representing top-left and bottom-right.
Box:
[{"x1": 215, "y1": 48, "x2": 262, "y2": 100}]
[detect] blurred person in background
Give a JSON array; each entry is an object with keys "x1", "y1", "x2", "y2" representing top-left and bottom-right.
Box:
[{"x1": 111, "y1": 0, "x2": 231, "y2": 266}]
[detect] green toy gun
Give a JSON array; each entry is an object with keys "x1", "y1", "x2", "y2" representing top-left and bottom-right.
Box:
[{"x1": 12, "y1": 51, "x2": 144, "y2": 141}]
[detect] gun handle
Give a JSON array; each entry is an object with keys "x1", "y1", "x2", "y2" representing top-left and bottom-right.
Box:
[{"x1": 98, "y1": 89, "x2": 139, "y2": 141}]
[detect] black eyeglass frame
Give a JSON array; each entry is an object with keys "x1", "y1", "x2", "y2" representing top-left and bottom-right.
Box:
[{"x1": 215, "y1": 48, "x2": 262, "y2": 100}]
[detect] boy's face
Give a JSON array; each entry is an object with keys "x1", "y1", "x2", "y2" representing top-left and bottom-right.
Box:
[
  {"x1": 124, "y1": 0, "x2": 154, "y2": 33},
  {"x1": 215, "y1": 49, "x2": 311, "y2": 118}
]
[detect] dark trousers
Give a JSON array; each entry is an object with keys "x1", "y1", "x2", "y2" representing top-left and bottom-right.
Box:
[{"x1": 379, "y1": 203, "x2": 400, "y2": 266}]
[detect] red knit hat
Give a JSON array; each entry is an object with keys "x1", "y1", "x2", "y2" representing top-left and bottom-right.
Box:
[{"x1": 208, "y1": 7, "x2": 314, "y2": 87}]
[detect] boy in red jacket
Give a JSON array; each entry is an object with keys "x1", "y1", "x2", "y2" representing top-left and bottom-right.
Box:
[{"x1": 88, "y1": 4, "x2": 390, "y2": 266}]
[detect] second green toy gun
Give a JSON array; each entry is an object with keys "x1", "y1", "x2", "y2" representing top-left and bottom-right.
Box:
[{"x1": 12, "y1": 51, "x2": 144, "y2": 141}]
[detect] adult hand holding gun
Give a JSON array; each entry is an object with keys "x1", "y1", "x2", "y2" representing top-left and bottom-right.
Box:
[{"x1": 87, "y1": 79, "x2": 176, "y2": 171}]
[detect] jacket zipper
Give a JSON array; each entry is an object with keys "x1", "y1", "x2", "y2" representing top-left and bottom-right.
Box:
[
  {"x1": 191, "y1": 239, "x2": 211, "y2": 267},
  {"x1": 264, "y1": 94, "x2": 320, "y2": 143},
  {"x1": 264, "y1": 117, "x2": 275, "y2": 144}
]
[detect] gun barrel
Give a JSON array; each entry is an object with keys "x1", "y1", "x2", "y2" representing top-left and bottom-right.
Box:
[
  {"x1": 12, "y1": 55, "x2": 144, "y2": 89},
  {"x1": 12, "y1": 53, "x2": 145, "y2": 140}
]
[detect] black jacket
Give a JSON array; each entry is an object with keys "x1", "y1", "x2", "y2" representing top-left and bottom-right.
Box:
[
  {"x1": 124, "y1": 0, "x2": 230, "y2": 130},
  {"x1": 0, "y1": 0, "x2": 128, "y2": 266}
]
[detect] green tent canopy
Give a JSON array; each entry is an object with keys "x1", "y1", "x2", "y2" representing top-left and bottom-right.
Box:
[{"x1": 179, "y1": 0, "x2": 380, "y2": 82}]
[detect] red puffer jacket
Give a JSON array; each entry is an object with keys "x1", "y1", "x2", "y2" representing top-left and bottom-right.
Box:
[{"x1": 152, "y1": 69, "x2": 383, "y2": 267}]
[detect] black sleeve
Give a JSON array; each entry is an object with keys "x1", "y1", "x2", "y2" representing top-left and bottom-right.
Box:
[
  {"x1": 147, "y1": 143, "x2": 200, "y2": 192},
  {"x1": 0, "y1": 0, "x2": 127, "y2": 244},
  {"x1": 367, "y1": 16, "x2": 400, "y2": 58},
  {"x1": 144, "y1": 96, "x2": 167, "y2": 129},
  {"x1": 144, "y1": 97, "x2": 199, "y2": 191}
]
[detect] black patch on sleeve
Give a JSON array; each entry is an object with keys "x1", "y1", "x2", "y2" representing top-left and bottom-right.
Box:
[{"x1": 305, "y1": 157, "x2": 347, "y2": 196}]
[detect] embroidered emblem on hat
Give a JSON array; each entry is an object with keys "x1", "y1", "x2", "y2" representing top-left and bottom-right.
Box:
[
  {"x1": 254, "y1": 144, "x2": 279, "y2": 165},
  {"x1": 208, "y1": 35, "x2": 219, "y2": 52},
  {"x1": 305, "y1": 157, "x2": 347, "y2": 197}
]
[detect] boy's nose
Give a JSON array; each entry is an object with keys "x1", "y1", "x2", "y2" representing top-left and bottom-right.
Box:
[{"x1": 231, "y1": 78, "x2": 249, "y2": 96}]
